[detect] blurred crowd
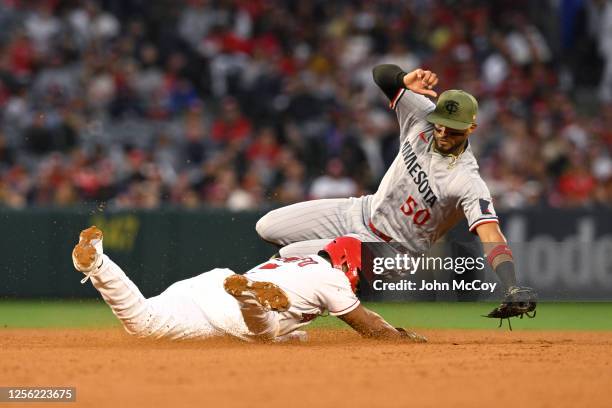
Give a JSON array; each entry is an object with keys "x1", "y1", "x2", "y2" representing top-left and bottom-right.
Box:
[{"x1": 0, "y1": 0, "x2": 611, "y2": 211}]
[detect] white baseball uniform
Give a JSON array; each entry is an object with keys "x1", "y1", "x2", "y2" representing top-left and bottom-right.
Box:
[
  {"x1": 89, "y1": 254, "x2": 359, "y2": 341},
  {"x1": 257, "y1": 80, "x2": 498, "y2": 257}
]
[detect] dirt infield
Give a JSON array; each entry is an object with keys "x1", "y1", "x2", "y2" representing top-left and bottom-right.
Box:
[{"x1": 1, "y1": 328, "x2": 611, "y2": 408}]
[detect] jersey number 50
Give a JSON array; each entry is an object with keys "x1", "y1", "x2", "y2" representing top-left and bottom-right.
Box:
[{"x1": 400, "y1": 195, "x2": 431, "y2": 226}]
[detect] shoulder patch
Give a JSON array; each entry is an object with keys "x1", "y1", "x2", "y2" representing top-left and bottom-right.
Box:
[{"x1": 479, "y1": 199, "x2": 494, "y2": 215}]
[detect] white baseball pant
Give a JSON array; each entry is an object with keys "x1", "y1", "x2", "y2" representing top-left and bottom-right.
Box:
[
  {"x1": 256, "y1": 196, "x2": 384, "y2": 256},
  {"x1": 89, "y1": 255, "x2": 280, "y2": 341}
]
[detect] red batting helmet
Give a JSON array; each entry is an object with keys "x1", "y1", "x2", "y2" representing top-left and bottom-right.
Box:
[{"x1": 320, "y1": 236, "x2": 362, "y2": 293}]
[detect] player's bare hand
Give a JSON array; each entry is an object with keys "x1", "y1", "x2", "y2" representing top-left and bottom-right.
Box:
[{"x1": 403, "y1": 69, "x2": 439, "y2": 98}]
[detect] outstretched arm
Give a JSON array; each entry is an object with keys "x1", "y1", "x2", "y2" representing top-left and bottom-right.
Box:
[
  {"x1": 372, "y1": 64, "x2": 439, "y2": 100},
  {"x1": 338, "y1": 304, "x2": 426, "y2": 342},
  {"x1": 372, "y1": 64, "x2": 438, "y2": 136},
  {"x1": 475, "y1": 222, "x2": 516, "y2": 290},
  {"x1": 476, "y1": 222, "x2": 537, "y2": 327}
]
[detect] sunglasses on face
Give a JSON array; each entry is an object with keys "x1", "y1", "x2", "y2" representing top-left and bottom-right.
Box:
[{"x1": 433, "y1": 124, "x2": 468, "y2": 137}]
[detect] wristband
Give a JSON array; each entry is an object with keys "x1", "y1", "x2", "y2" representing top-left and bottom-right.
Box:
[{"x1": 487, "y1": 244, "x2": 513, "y2": 267}]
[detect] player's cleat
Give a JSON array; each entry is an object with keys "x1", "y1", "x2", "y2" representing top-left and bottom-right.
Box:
[
  {"x1": 224, "y1": 274, "x2": 291, "y2": 312},
  {"x1": 72, "y1": 226, "x2": 104, "y2": 284}
]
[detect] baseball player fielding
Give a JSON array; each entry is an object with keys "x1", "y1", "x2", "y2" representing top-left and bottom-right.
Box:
[{"x1": 256, "y1": 64, "x2": 536, "y2": 325}]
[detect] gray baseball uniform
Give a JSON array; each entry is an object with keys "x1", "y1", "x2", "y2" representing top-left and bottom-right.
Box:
[{"x1": 256, "y1": 67, "x2": 498, "y2": 257}]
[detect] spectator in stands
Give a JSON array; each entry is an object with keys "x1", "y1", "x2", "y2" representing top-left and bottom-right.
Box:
[
  {"x1": 211, "y1": 96, "x2": 252, "y2": 146},
  {"x1": 0, "y1": 0, "x2": 608, "y2": 212},
  {"x1": 309, "y1": 158, "x2": 357, "y2": 199}
]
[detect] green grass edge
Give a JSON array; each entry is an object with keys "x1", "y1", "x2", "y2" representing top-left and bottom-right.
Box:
[{"x1": 1, "y1": 300, "x2": 611, "y2": 331}]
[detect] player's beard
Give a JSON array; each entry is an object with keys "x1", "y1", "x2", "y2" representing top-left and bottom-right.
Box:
[{"x1": 433, "y1": 136, "x2": 467, "y2": 156}]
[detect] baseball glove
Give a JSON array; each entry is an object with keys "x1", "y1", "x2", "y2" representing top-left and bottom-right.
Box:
[{"x1": 484, "y1": 286, "x2": 537, "y2": 330}]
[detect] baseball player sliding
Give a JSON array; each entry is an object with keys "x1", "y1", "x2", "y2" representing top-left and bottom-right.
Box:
[
  {"x1": 256, "y1": 64, "x2": 536, "y2": 326},
  {"x1": 72, "y1": 226, "x2": 426, "y2": 342}
]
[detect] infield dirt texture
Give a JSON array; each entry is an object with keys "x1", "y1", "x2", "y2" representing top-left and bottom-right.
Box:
[{"x1": 1, "y1": 302, "x2": 611, "y2": 408}]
